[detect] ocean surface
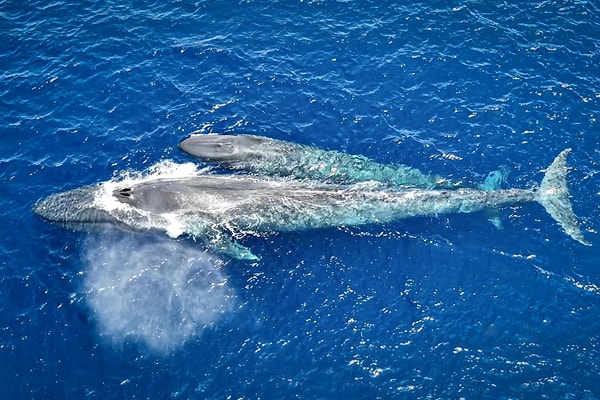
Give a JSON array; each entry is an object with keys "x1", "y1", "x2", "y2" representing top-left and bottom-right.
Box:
[{"x1": 2, "y1": 0, "x2": 600, "y2": 398}]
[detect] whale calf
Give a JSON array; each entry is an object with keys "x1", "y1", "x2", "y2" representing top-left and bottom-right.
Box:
[
  {"x1": 179, "y1": 133, "x2": 457, "y2": 189},
  {"x1": 33, "y1": 149, "x2": 589, "y2": 260}
]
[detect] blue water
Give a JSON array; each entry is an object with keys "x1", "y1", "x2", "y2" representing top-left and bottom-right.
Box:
[{"x1": 2, "y1": 0, "x2": 600, "y2": 398}]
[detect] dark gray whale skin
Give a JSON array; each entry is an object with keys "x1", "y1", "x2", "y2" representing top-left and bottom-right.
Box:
[
  {"x1": 179, "y1": 134, "x2": 457, "y2": 189},
  {"x1": 33, "y1": 149, "x2": 589, "y2": 260}
]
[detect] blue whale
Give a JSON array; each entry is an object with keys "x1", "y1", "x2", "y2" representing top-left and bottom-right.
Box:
[
  {"x1": 179, "y1": 133, "x2": 458, "y2": 189},
  {"x1": 33, "y1": 148, "x2": 590, "y2": 260}
]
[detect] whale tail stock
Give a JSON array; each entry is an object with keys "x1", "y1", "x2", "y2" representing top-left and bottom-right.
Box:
[{"x1": 537, "y1": 148, "x2": 590, "y2": 246}]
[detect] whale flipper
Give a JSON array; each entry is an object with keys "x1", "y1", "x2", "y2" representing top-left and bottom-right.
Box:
[
  {"x1": 537, "y1": 148, "x2": 590, "y2": 246},
  {"x1": 208, "y1": 235, "x2": 259, "y2": 261},
  {"x1": 186, "y1": 219, "x2": 260, "y2": 260}
]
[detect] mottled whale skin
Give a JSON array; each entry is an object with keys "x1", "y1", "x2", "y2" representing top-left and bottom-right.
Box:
[
  {"x1": 179, "y1": 133, "x2": 457, "y2": 189},
  {"x1": 33, "y1": 149, "x2": 590, "y2": 260}
]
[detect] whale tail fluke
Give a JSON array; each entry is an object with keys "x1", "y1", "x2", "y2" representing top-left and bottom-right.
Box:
[{"x1": 537, "y1": 148, "x2": 590, "y2": 246}]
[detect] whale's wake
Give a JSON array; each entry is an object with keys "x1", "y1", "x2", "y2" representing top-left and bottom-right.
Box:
[{"x1": 83, "y1": 232, "x2": 235, "y2": 354}]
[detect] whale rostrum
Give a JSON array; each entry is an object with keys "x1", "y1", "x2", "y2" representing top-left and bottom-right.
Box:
[{"x1": 33, "y1": 147, "x2": 590, "y2": 260}]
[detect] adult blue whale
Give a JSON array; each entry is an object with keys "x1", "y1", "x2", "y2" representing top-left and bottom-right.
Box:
[
  {"x1": 179, "y1": 133, "x2": 458, "y2": 189},
  {"x1": 33, "y1": 149, "x2": 589, "y2": 260}
]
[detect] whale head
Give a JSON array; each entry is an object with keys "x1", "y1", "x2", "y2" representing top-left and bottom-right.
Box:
[
  {"x1": 179, "y1": 134, "x2": 271, "y2": 162},
  {"x1": 33, "y1": 185, "x2": 119, "y2": 231}
]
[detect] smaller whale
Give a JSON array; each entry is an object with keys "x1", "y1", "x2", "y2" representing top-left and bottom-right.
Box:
[
  {"x1": 33, "y1": 149, "x2": 590, "y2": 260},
  {"x1": 179, "y1": 133, "x2": 457, "y2": 189}
]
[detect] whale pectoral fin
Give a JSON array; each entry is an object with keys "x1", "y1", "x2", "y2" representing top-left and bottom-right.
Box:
[
  {"x1": 187, "y1": 220, "x2": 260, "y2": 261},
  {"x1": 480, "y1": 167, "x2": 509, "y2": 230},
  {"x1": 484, "y1": 209, "x2": 503, "y2": 230},
  {"x1": 196, "y1": 233, "x2": 259, "y2": 260},
  {"x1": 209, "y1": 236, "x2": 260, "y2": 261},
  {"x1": 195, "y1": 230, "x2": 259, "y2": 261}
]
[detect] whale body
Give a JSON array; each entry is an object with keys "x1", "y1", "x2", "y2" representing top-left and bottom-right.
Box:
[
  {"x1": 33, "y1": 149, "x2": 590, "y2": 260},
  {"x1": 179, "y1": 133, "x2": 458, "y2": 189}
]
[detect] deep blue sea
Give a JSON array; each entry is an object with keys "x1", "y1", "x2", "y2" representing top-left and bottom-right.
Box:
[{"x1": 2, "y1": 0, "x2": 600, "y2": 398}]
